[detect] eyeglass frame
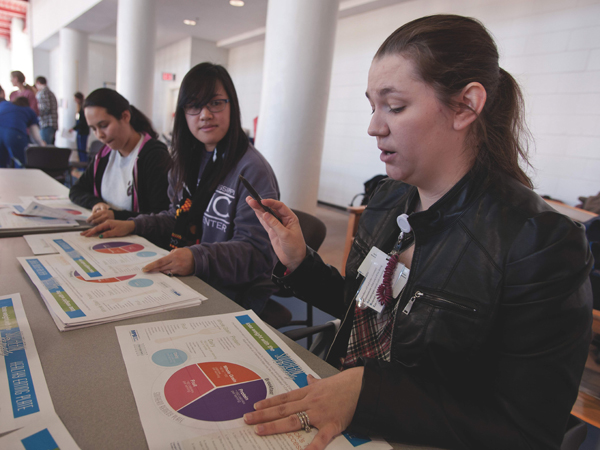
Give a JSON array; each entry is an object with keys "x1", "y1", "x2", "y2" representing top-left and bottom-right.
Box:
[{"x1": 184, "y1": 98, "x2": 230, "y2": 116}]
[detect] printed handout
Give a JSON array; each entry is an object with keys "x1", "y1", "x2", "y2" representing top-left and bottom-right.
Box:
[
  {"x1": 0, "y1": 293, "x2": 55, "y2": 433},
  {"x1": 0, "y1": 414, "x2": 81, "y2": 450},
  {"x1": 0, "y1": 204, "x2": 78, "y2": 230},
  {"x1": 20, "y1": 196, "x2": 91, "y2": 220},
  {"x1": 116, "y1": 311, "x2": 390, "y2": 450},
  {"x1": 23, "y1": 234, "x2": 57, "y2": 255},
  {"x1": 47, "y1": 232, "x2": 168, "y2": 280}
]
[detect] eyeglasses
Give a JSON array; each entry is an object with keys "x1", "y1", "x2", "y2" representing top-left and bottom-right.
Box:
[{"x1": 184, "y1": 99, "x2": 229, "y2": 115}]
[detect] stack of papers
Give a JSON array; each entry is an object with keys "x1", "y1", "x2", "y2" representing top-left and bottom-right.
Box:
[
  {"x1": 19, "y1": 232, "x2": 206, "y2": 331},
  {"x1": 0, "y1": 203, "x2": 78, "y2": 230},
  {"x1": 19, "y1": 196, "x2": 91, "y2": 220}
]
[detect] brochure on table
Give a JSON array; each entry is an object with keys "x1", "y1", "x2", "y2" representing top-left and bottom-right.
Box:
[
  {"x1": 116, "y1": 311, "x2": 390, "y2": 450},
  {"x1": 19, "y1": 255, "x2": 205, "y2": 331},
  {"x1": 19, "y1": 196, "x2": 91, "y2": 220},
  {"x1": 0, "y1": 293, "x2": 56, "y2": 433},
  {"x1": 47, "y1": 232, "x2": 168, "y2": 280},
  {"x1": 0, "y1": 414, "x2": 81, "y2": 450},
  {"x1": 0, "y1": 204, "x2": 78, "y2": 230},
  {"x1": 23, "y1": 234, "x2": 57, "y2": 255}
]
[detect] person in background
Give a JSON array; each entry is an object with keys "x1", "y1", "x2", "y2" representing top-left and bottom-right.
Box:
[
  {"x1": 82, "y1": 63, "x2": 280, "y2": 315},
  {"x1": 71, "y1": 92, "x2": 90, "y2": 162},
  {"x1": 0, "y1": 91, "x2": 45, "y2": 167},
  {"x1": 69, "y1": 88, "x2": 171, "y2": 224},
  {"x1": 10, "y1": 71, "x2": 38, "y2": 115},
  {"x1": 243, "y1": 14, "x2": 592, "y2": 450},
  {"x1": 34, "y1": 76, "x2": 58, "y2": 145}
]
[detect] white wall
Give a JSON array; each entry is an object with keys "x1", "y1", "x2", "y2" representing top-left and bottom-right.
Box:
[
  {"x1": 152, "y1": 37, "x2": 229, "y2": 139},
  {"x1": 228, "y1": 0, "x2": 600, "y2": 207},
  {"x1": 228, "y1": 40, "x2": 265, "y2": 138},
  {"x1": 32, "y1": 48, "x2": 51, "y2": 87},
  {"x1": 88, "y1": 40, "x2": 117, "y2": 92},
  {"x1": 190, "y1": 37, "x2": 228, "y2": 68},
  {"x1": 30, "y1": 0, "x2": 101, "y2": 47},
  {"x1": 152, "y1": 37, "x2": 193, "y2": 139}
]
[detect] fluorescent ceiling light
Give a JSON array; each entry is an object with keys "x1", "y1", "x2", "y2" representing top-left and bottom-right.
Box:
[
  {"x1": 183, "y1": 19, "x2": 197, "y2": 26},
  {"x1": 230, "y1": 0, "x2": 244, "y2": 6}
]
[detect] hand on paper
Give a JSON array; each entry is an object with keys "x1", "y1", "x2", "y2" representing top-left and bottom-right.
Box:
[
  {"x1": 244, "y1": 367, "x2": 364, "y2": 450},
  {"x1": 80, "y1": 219, "x2": 135, "y2": 238},
  {"x1": 87, "y1": 202, "x2": 113, "y2": 224},
  {"x1": 87, "y1": 203, "x2": 115, "y2": 225},
  {"x1": 142, "y1": 248, "x2": 195, "y2": 276},
  {"x1": 245, "y1": 196, "x2": 307, "y2": 272}
]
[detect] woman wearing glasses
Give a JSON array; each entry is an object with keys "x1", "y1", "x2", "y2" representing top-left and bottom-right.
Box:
[
  {"x1": 84, "y1": 63, "x2": 280, "y2": 314},
  {"x1": 69, "y1": 88, "x2": 171, "y2": 224}
]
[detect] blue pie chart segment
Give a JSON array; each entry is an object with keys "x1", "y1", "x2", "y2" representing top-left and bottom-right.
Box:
[
  {"x1": 128, "y1": 278, "x2": 153, "y2": 288},
  {"x1": 137, "y1": 251, "x2": 157, "y2": 258},
  {"x1": 152, "y1": 349, "x2": 188, "y2": 367}
]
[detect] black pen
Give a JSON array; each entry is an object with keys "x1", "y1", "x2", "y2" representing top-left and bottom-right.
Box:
[{"x1": 239, "y1": 175, "x2": 283, "y2": 224}]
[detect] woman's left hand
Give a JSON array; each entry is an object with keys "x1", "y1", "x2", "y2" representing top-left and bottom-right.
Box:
[
  {"x1": 244, "y1": 367, "x2": 364, "y2": 450},
  {"x1": 87, "y1": 202, "x2": 115, "y2": 225},
  {"x1": 142, "y1": 248, "x2": 195, "y2": 276}
]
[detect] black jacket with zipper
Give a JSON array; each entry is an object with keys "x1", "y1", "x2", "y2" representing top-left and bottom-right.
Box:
[{"x1": 273, "y1": 169, "x2": 593, "y2": 450}]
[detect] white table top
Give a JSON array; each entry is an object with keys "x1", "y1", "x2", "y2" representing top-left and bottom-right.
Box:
[{"x1": 0, "y1": 168, "x2": 90, "y2": 237}]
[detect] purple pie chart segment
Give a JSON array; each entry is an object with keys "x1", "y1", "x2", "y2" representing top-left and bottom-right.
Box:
[{"x1": 177, "y1": 379, "x2": 267, "y2": 421}]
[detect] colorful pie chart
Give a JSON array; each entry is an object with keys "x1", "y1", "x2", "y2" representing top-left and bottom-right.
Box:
[
  {"x1": 92, "y1": 241, "x2": 145, "y2": 254},
  {"x1": 164, "y1": 362, "x2": 267, "y2": 422},
  {"x1": 74, "y1": 271, "x2": 136, "y2": 283},
  {"x1": 61, "y1": 208, "x2": 82, "y2": 215}
]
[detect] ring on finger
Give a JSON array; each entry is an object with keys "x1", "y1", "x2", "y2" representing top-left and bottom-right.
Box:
[
  {"x1": 296, "y1": 411, "x2": 311, "y2": 433},
  {"x1": 167, "y1": 270, "x2": 173, "y2": 277}
]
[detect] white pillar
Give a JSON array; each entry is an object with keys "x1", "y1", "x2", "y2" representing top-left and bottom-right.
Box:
[
  {"x1": 10, "y1": 18, "x2": 33, "y2": 85},
  {"x1": 0, "y1": 37, "x2": 10, "y2": 94},
  {"x1": 255, "y1": 0, "x2": 339, "y2": 214},
  {"x1": 116, "y1": 0, "x2": 156, "y2": 117},
  {"x1": 57, "y1": 28, "x2": 88, "y2": 150}
]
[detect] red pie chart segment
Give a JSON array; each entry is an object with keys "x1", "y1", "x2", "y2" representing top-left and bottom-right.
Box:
[
  {"x1": 92, "y1": 242, "x2": 145, "y2": 254},
  {"x1": 164, "y1": 364, "x2": 214, "y2": 411}
]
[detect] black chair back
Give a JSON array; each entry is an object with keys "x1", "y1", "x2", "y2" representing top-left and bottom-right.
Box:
[
  {"x1": 25, "y1": 146, "x2": 72, "y2": 183},
  {"x1": 259, "y1": 209, "x2": 327, "y2": 344},
  {"x1": 293, "y1": 209, "x2": 327, "y2": 252}
]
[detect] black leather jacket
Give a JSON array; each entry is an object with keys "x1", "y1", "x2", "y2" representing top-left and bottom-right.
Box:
[{"x1": 274, "y1": 170, "x2": 593, "y2": 449}]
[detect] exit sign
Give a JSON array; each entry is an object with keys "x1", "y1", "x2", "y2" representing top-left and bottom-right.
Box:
[{"x1": 162, "y1": 72, "x2": 176, "y2": 81}]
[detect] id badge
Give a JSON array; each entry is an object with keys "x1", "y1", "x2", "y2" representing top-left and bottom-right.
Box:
[{"x1": 355, "y1": 247, "x2": 409, "y2": 313}]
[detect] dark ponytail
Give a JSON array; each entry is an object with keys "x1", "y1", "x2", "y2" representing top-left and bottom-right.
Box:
[
  {"x1": 473, "y1": 68, "x2": 531, "y2": 187},
  {"x1": 84, "y1": 88, "x2": 158, "y2": 139},
  {"x1": 129, "y1": 105, "x2": 159, "y2": 139},
  {"x1": 375, "y1": 14, "x2": 532, "y2": 187}
]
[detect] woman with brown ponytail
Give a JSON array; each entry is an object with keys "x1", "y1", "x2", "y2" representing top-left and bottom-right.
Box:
[{"x1": 244, "y1": 15, "x2": 593, "y2": 450}]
